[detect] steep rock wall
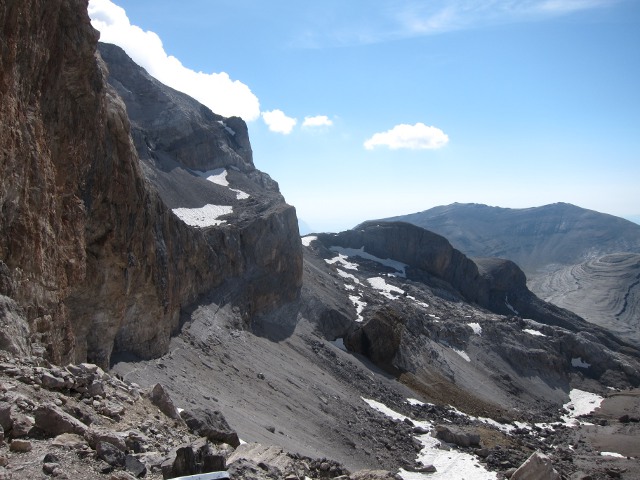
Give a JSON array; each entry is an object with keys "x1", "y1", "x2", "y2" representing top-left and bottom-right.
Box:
[{"x1": 0, "y1": 0, "x2": 302, "y2": 367}]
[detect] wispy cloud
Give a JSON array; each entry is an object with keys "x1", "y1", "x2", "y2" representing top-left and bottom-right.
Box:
[
  {"x1": 262, "y1": 110, "x2": 298, "y2": 135},
  {"x1": 397, "y1": 0, "x2": 616, "y2": 36},
  {"x1": 88, "y1": 0, "x2": 261, "y2": 121},
  {"x1": 364, "y1": 123, "x2": 449, "y2": 151},
  {"x1": 296, "y1": 0, "x2": 618, "y2": 47}
]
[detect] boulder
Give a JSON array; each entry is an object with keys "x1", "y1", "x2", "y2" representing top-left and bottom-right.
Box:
[
  {"x1": 84, "y1": 428, "x2": 128, "y2": 451},
  {"x1": 149, "y1": 383, "x2": 182, "y2": 420},
  {"x1": 97, "y1": 440, "x2": 126, "y2": 467},
  {"x1": 433, "y1": 424, "x2": 480, "y2": 448},
  {"x1": 125, "y1": 454, "x2": 147, "y2": 478},
  {"x1": 161, "y1": 438, "x2": 227, "y2": 479},
  {"x1": 511, "y1": 451, "x2": 560, "y2": 480},
  {"x1": 180, "y1": 409, "x2": 240, "y2": 447},
  {"x1": 227, "y1": 443, "x2": 295, "y2": 476},
  {"x1": 34, "y1": 404, "x2": 87, "y2": 436}
]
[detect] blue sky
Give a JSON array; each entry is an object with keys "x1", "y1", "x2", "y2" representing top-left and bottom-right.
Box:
[{"x1": 89, "y1": 0, "x2": 640, "y2": 232}]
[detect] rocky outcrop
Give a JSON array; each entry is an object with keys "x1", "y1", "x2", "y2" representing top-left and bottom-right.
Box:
[
  {"x1": 0, "y1": 0, "x2": 302, "y2": 368},
  {"x1": 318, "y1": 222, "x2": 590, "y2": 332}
]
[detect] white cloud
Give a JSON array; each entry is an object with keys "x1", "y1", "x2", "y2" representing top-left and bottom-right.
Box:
[
  {"x1": 88, "y1": 0, "x2": 260, "y2": 121},
  {"x1": 364, "y1": 123, "x2": 449, "y2": 151},
  {"x1": 262, "y1": 109, "x2": 298, "y2": 134},
  {"x1": 302, "y1": 115, "x2": 333, "y2": 127}
]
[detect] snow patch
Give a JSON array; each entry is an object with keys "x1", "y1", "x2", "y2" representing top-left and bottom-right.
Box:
[
  {"x1": 452, "y1": 348, "x2": 471, "y2": 362},
  {"x1": 561, "y1": 389, "x2": 604, "y2": 426},
  {"x1": 467, "y1": 322, "x2": 482, "y2": 335},
  {"x1": 325, "y1": 253, "x2": 359, "y2": 270},
  {"x1": 349, "y1": 295, "x2": 367, "y2": 322},
  {"x1": 231, "y1": 188, "x2": 249, "y2": 200},
  {"x1": 367, "y1": 277, "x2": 405, "y2": 299},
  {"x1": 571, "y1": 357, "x2": 591, "y2": 369},
  {"x1": 301, "y1": 235, "x2": 317, "y2": 247},
  {"x1": 407, "y1": 398, "x2": 428, "y2": 406},
  {"x1": 523, "y1": 328, "x2": 546, "y2": 337},
  {"x1": 337, "y1": 269, "x2": 360, "y2": 284},
  {"x1": 172, "y1": 204, "x2": 233, "y2": 227},
  {"x1": 330, "y1": 246, "x2": 408, "y2": 277},
  {"x1": 198, "y1": 168, "x2": 249, "y2": 200},
  {"x1": 600, "y1": 451, "x2": 626, "y2": 458}
]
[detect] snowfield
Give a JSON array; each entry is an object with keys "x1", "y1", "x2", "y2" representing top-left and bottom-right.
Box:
[{"x1": 172, "y1": 204, "x2": 233, "y2": 227}]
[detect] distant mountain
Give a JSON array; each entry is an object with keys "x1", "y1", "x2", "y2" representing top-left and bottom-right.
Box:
[
  {"x1": 384, "y1": 203, "x2": 640, "y2": 346},
  {"x1": 385, "y1": 202, "x2": 640, "y2": 275}
]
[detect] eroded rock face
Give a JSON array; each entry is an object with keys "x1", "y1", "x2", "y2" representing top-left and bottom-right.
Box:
[{"x1": 0, "y1": 0, "x2": 302, "y2": 367}]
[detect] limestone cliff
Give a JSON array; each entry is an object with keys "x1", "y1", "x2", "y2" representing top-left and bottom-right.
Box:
[{"x1": 0, "y1": 0, "x2": 302, "y2": 368}]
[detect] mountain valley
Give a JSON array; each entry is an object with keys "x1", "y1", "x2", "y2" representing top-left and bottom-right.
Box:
[{"x1": 1, "y1": 2, "x2": 639, "y2": 480}]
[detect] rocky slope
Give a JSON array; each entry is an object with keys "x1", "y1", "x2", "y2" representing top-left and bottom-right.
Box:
[
  {"x1": 111, "y1": 221, "x2": 640, "y2": 479},
  {"x1": 2, "y1": 2, "x2": 640, "y2": 480},
  {"x1": 0, "y1": 0, "x2": 301, "y2": 369}
]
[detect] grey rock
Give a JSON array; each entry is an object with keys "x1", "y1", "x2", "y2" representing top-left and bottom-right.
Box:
[
  {"x1": 97, "y1": 440, "x2": 126, "y2": 467},
  {"x1": 227, "y1": 443, "x2": 294, "y2": 476},
  {"x1": 84, "y1": 428, "x2": 128, "y2": 451},
  {"x1": 511, "y1": 451, "x2": 560, "y2": 480},
  {"x1": 125, "y1": 454, "x2": 147, "y2": 478},
  {"x1": 9, "y1": 439, "x2": 32, "y2": 452},
  {"x1": 180, "y1": 408, "x2": 240, "y2": 447},
  {"x1": 149, "y1": 383, "x2": 181, "y2": 420},
  {"x1": 34, "y1": 404, "x2": 87, "y2": 436},
  {"x1": 162, "y1": 438, "x2": 226, "y2": 479},
  {"x1": 41, "y1": 372, "x2": 66, "y2": 390},
  {"x1": 433, "y1": 424, "x2": 480, "y2": 448}
]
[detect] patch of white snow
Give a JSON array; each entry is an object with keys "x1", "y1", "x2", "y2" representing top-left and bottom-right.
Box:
[
  {"x1": 337, "y1": 269, "x2": 360, "y2": 284},
  {"x1": 197, "y1": 168, "x2": 249, "y2": 199},
  {"x1": 561, "y1": 389, "x2": 604, "y2": 426},
  {"x1": 571, "y1": 357, "x2": 591, "y2": 369},
  {"x1": 467, "y1": 322, "x2": 482, "y2": 335},
  {"x1": 452, "y1": 348, "x2": 471, "y2": 362},
  {"x1": 172, "y1": 204, "x2": 233, "y2": 228},
  {"x1": 330, "y1": 246, "x2": 408, "y2": 277},
  {"x1": 349, "y1": 295, "x2": 367, "y2": 322},
  {"x1": 325, "y1": 254, "x2": 359, "y2": 270},
  {"x1": 600, "y1": 452, "x2": 626, "y2": 458},
  {"x1": 301, "y1": 235, "x2": 317, "y2": 247},
  {"x1": 367, "y1": 277, "x2": 405, "y2": 299},
  {"x1": 523, "y1": 328, "x2": 546, "y2": 337}
]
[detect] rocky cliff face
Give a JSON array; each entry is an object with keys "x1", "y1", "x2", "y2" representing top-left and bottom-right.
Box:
[{"x1": 0, "y1": 0, "x2": 302, "y2": 368}]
